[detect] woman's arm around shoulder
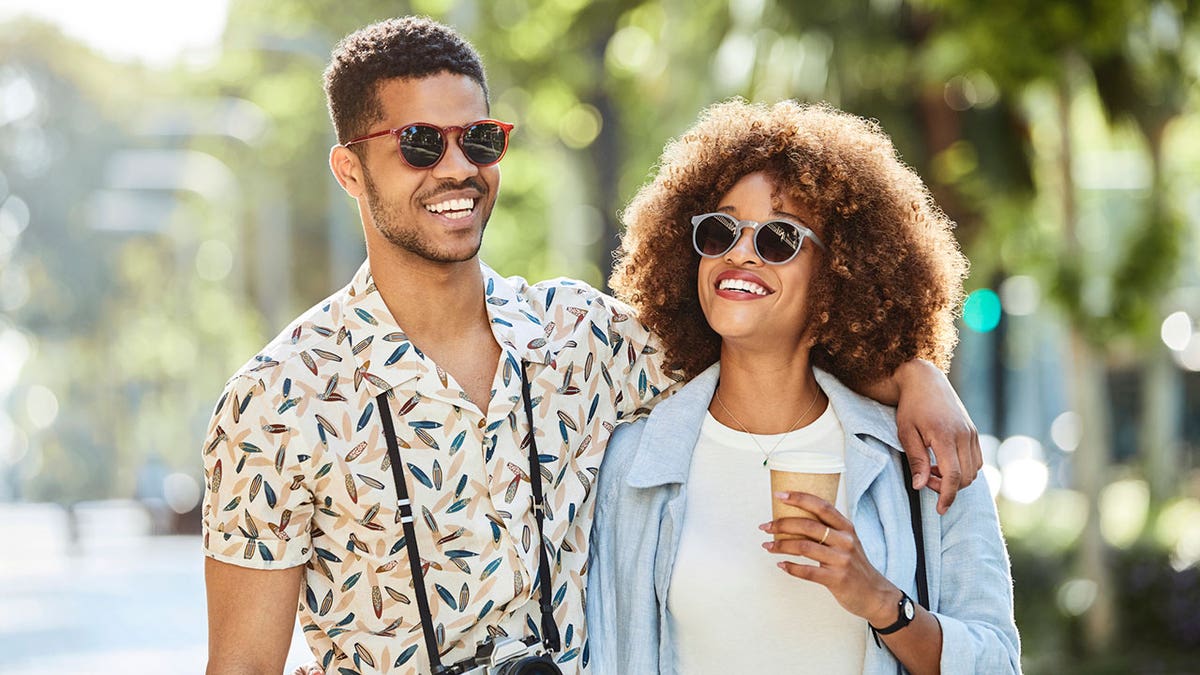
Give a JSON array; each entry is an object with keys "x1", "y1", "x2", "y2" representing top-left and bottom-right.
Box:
[{"x1": 935, "y1": 480, "x2": 1022, "y2": 674}]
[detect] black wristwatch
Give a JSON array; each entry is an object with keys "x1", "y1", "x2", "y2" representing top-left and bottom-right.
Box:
[{"x1": 872, "y1": 591, "x2": 916, "y2": 635}]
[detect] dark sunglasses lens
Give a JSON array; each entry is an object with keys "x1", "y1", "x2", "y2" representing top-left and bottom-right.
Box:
[
  {"x1": 757, "y1": 221, "x2": 803, "y2": 263},
  {"x1": 461, "y1": 122, "x2": 508, "y2": 165},
  {"x1": 398, "y1": 125, "x2": 445, "y2": 167},
  {"x1": 694, "y1": 215, "x2": 737, "y2": 257}
]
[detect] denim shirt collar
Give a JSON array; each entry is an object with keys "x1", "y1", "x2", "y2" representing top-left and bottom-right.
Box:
[{"x1": 625, "y1": 363, "x2": 905, "y2": 490}]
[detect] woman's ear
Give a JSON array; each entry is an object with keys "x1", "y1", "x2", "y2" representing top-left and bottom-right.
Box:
[{"x1": 329, "y1": 145, "x2": 367, "y2": 198}]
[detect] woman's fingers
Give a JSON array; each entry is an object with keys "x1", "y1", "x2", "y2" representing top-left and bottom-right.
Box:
[
  {"x1": 771, "y1": 491, "x2": 852, "y2": 530},
  {"x1": 764, "y1": 532, "x2": 843, "y2": 563},
  {"x1": 762, "y1": 517, "x2": 841, "y2": 548},
  {"x1": 777, "y1": 558, "x2": 837, "y2": 584}
]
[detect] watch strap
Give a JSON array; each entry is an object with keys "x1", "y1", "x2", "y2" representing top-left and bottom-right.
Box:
[{"x1": 872, "y1": 591, "x2": 915, "y2": 635}]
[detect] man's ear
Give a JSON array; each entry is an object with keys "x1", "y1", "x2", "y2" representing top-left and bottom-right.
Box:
[{"x1": 330, "y1": 145, "x2": 367, "y2": 198}]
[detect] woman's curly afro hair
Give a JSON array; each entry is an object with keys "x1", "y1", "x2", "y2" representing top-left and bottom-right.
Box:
[{"x1": 610, "y1": 100, "x2": 968, "y2": 390}]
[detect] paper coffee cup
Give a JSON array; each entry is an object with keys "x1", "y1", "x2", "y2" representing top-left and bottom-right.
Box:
[{"x1": 769, "y1": 470, "x2": 840, "y2": 541}]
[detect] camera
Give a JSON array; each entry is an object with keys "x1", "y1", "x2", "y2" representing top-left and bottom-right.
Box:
[{"x1": 445, "y1": 635, "x2": 562, "y2": 675}]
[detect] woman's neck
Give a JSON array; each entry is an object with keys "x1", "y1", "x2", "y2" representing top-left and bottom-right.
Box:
[{"x1": 710, "y1": 344, "x2": 827, "y2": 434}]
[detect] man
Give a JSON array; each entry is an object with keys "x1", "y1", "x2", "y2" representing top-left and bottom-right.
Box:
[{"x1": 203, "y1": 17, "x2": 981, "y2": 675}]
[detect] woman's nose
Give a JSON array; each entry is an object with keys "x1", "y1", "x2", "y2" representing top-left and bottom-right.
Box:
[{"x1": 723, "y1": 227, "x2": 761, "y2": 264}]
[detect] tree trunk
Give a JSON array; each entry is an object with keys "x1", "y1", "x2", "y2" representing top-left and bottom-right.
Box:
[
  {"x1": 1069, "y1": 332, "x2": 1117, "y2": 651},
  {"x1": 1058, "y1": 64, "x2": 1116, "y2": 653},
  {"x1": 1139, "y1": 131, "x2": 1182, "y2": 505}
]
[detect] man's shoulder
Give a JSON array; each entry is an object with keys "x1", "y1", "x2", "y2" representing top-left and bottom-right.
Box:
[
  {"x1": 484, "y1": 266, "x2": 650, "y2": 348},
  {"x1": 500, "y1": 272, "x2": 619, "y2": 313},
  {"x1": 225, "y1": 287, "x2": 351, "y2": 389}
]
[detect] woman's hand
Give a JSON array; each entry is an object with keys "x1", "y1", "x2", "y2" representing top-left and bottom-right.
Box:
[{"x1": 760, "y1": 491, "x2": 898, "y2": 626}]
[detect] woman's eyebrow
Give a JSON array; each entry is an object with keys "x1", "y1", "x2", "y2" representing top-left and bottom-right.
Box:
[{"x1": 712, "y1": 206, "x2": 806, "y2": 222}]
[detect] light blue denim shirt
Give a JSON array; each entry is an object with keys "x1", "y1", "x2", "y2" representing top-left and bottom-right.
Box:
[{"x1": 586, "y1": 364, "x2": 1021, "y2": 674}]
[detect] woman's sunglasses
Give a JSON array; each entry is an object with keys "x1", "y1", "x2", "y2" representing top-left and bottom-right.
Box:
[
  {"x1": 343, "y1": 119, "x2": 514, "y2": 169},
  {"x1": 690, "y1": 212, "x2": 827, "y2": 265}
]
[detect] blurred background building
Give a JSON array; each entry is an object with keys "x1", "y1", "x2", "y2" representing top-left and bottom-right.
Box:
[{"x1": 0, "y1": 0, "x2": 1197, "y2": 672}]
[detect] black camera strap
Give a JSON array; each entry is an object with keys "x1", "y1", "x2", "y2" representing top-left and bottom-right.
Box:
[
  {"x1": 520, "y1": 361, "x2": 562, "y2": 653},
  {"x1": 374, "y1": 360, "x2": 559, "y2": 673},
  {"x1": 377, "y1": 392, "x2": 445, "y2": 672}
]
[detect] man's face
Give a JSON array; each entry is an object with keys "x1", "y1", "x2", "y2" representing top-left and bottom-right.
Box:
[{"x1": 357, "y1": 73, "x2": 500, "y2": 264}]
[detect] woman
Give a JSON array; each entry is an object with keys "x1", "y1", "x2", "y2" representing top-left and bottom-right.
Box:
[{"x1": 587, "y1": 100, "x2": 1020, "y2": 674}]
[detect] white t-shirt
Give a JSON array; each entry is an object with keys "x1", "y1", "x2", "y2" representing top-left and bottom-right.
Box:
[{"x1": 667, "y1": 402, "x2": 867, "y2": 674}]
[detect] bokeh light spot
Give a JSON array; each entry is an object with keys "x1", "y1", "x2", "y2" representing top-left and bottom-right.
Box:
[
  {"x1": 997, "y1": 434, "x2": 1044, "y2": 467},
  {"x1": 606, "y1": 25, "x2": 655, "y2": 76},
  {"x1": 1000, "y1": 458, "x2": 1049, "y2": 504},
  {"x1": 980, "y1": 465, "x2": 1002, "y2": 500},
  {"x1": 1057, "y1": 578, "x2": 1097, "y2": 617},
  {"x1": 558, "y1": 104, "x2": 602, "y2": 150},
  {"x1": 1155, "y1": 498, "x2": 1200, "y2": 569},
  {"x1": 963, "y1": 288, "x2": 1001, "y2": 333},
  {"x1": 1176, "y1": 338, "x2": 1200, "y2": 372},
  {"x1": 163, "y1": 473, "x2": 202, "y2": 514},
  {"x1": 1161, "y1": 311, "x2": 1192, "y2": 351},
  {"x1": 1099, "y1": 479, "x2": 1149, "y2": 548},
  {"x1": 25, "y1": 384, "x2": 59, "y2": 430},
  {"x1": 1050, "y1": 411, "x2": 1082, "y2": 452},
  {"x1": 195, "y1": 239, "x2": 233, "y2": 281},
  {"x1": 999, "y1": 275, "x2": 1040, "y2": 316},
  {"x1": 979, "y1": 433, "x2": 1001, "y2": 466}
]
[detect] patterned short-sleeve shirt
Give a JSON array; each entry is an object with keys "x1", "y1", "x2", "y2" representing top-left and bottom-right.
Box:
[{"x1": 201, "y1": 260, "x2": 677, "y2": 674}]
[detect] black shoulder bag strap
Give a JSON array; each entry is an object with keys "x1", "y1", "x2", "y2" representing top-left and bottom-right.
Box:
[
  {"x1": 520, "y1": 361, "x2": 562, "y2": 653},
  {"x1": 899, "y1": 456, "x2": 930, "y2": 609},
  {"x1": 377, "y1": 392, "x2": 448, "y2": 673}
]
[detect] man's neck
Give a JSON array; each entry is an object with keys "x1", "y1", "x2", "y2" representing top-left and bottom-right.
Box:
[
  {"x1": 367, "y1": 246, "x2": 489, "y2": 342},
  {"x1": 365, "y1": 243, "x2": 503, "y2": 411}
]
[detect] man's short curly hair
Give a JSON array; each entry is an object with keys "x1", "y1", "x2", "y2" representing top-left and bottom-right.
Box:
[
  {"x1": 611, "y1": 100, "x2": 968, "y2": 390},
  {"x1": 323, "y1": 16, "x2": 489, "y2": 145}
]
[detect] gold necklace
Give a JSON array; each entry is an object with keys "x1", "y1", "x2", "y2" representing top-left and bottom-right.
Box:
[{"x1": 714, "y1": 385, "x2": 822, "y2": 466}]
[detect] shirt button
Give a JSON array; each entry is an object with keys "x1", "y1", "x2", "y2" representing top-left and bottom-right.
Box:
[{"x1": 478, "y1": 419, "x2": 486, "y2": 429}]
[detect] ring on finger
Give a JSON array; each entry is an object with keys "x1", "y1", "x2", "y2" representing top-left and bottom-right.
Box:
[{"x1": 819, "y1": 526, "x2": 830, "y2": 545}]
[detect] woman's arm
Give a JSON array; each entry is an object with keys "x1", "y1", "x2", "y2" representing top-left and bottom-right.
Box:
[
  {"x1": 927, "y1": 480, "x2": 1022, "y2": 673},
  {"x1": 586, "y1": 421, "x2": 662, "y2": 675},
  {"x1": 765, "y1": 489, "x2": 1020, "y2": 674},
  {"x1": 855, "y1": 359, "x2": 982, "y2": 515}
]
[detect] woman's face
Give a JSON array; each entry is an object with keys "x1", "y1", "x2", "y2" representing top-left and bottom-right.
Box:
[{"x1": 697, "y1": 171, "x2": 823, "y2": 351}]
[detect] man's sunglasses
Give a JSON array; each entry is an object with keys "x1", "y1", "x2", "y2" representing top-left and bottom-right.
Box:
[
  {"x1": 343, "y1": 119, "x2": 514, "y2": 169},
  {"x1": 690, "y1": 212, "x2": 827, "y2": 265}
]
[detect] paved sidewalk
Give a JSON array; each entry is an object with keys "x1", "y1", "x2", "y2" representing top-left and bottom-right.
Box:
[{"x1": 0, "y1": 501, "x2": 309, "y2": 675}]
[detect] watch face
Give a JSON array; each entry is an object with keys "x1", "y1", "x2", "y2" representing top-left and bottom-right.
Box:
[{"x1": 903, "y1": 597, "x2": 915, "y2": 621}]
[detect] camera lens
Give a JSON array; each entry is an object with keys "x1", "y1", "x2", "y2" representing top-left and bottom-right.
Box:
[{"x1": 493, "y1": 655, "x2": 562, "y2": 675}]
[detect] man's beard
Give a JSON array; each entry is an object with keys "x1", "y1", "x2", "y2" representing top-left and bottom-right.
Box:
[{"x1": 363, "y1": 170, "x2": 488, "y2": 264}]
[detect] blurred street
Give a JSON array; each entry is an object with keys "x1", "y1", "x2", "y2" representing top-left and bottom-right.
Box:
[{"x1": 0, "y1": 502, "x2": 309, "y2": 675}]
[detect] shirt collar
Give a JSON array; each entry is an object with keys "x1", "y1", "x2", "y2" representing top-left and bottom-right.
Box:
[
  {"x1": 812, "y1": 368, "x2": 903, "y2": 452},
  {"x1": 626, "y1": 365, "x2": 904, "y2": 488},
  {"x1": 339, "y1": 259, "x2": 556, "y2": 400}
]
